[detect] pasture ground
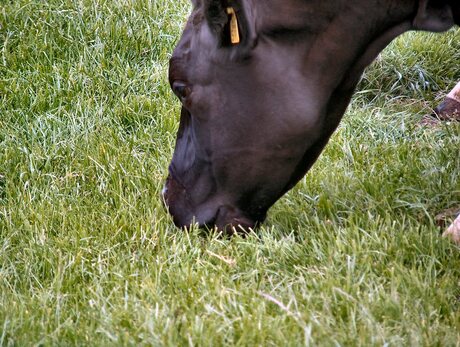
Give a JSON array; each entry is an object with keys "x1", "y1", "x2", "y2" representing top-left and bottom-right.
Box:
[{"x1": 1, "y1": 1, "x2": 459, "y2": 345}]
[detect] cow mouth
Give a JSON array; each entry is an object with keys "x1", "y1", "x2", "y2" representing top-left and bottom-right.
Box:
[
  {"x1": 162, "y1": 173, "x2": 259, "y2": 233},
  {"x1": 211, "y1": 205, "x2": 259, "y2": 234}
]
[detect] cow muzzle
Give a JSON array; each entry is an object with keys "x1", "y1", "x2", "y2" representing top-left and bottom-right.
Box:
[{"x1": 162, "y1": 175, "x2": 257, "y2": 234}]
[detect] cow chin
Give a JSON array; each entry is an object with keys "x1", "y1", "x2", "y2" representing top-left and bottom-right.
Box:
[
  {"x1": 212, "y1": 205, "x2": 259, "y2": 234},
  {"x1": 162, "y1": 175, "x2": 259, "y2": 234}
]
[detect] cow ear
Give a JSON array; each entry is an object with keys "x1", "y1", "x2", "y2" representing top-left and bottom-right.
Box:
[
  {"x1": 413, "y1": 0, "x2": 454, "y2": 32},
  {"x1": 204, "y1": 0, "x2": 254, "y2": 48}
]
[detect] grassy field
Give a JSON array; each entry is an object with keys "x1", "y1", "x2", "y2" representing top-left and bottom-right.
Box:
[{"x1": 1, "y1": 0, "x2": 459, "y2": 345}]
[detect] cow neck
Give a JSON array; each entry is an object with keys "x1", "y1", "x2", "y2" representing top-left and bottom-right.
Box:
[{"x1": 302, "y1": 8, "x2": 413, "y2": 96}]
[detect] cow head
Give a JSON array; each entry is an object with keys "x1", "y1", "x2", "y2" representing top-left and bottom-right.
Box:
[{"x1": 163, "y1": 0, "x2": 458, "y2": 233}]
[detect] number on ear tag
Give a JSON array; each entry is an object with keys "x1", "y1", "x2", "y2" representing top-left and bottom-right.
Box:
[{"x1": 226, "y1": 7, "x2": 240, "y2": 45}]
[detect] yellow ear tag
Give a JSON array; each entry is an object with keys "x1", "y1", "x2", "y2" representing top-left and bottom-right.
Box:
[{"x1": 226, "y1": 7, "x2": 240, "y2": 45}]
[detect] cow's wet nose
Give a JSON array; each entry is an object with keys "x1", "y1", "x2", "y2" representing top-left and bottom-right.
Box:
[{"x1": 162, "y1": 174, "x2": 195, "y2": 228}]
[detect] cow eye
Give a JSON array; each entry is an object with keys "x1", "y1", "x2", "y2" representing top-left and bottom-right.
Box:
[{"x1": 172, "y1": 81, "x2": 190, "y2": 101}]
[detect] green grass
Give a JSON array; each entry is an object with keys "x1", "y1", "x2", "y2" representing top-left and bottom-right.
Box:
[{"x1": 1, "y1": 1, "x2": 460, "y2": 345}]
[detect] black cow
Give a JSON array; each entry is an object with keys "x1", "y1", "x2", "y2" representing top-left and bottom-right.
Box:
[{"x1": 163, "y1": 0, "x2": 460, "y2": 239}]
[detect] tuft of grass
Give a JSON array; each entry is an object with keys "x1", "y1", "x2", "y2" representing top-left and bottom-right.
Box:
[
  {"x1": 357, "y1": 29, "x2": 460, "y2": 106},
  {"x1": 1, "y1": 1, "x2": 459, "y2": 345}
]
